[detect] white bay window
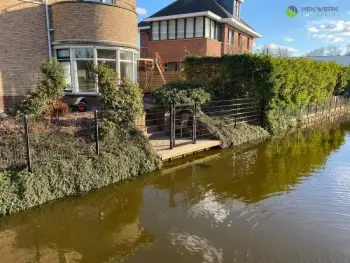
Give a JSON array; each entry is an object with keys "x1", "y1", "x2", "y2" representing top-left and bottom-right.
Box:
[{"x1": 56, "y1": 46, "x2": 138, "y2": 94}]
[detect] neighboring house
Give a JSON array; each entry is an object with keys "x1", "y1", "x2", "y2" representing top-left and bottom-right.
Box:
[
  {"x1": 0, "y1": 0, "x2": 138, "y2": 110},
  {"x1": 138, "y1": 0, "x2": 261, "y2": 71}
]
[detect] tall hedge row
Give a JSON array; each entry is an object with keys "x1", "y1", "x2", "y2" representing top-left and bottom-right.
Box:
[{"x1": 184, "y1": 55, "x2": 350, "y2": 133}]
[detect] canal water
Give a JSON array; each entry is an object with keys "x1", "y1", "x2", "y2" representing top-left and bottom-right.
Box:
[{"x1": 1, "y1": 120, "x2": 350, "y2": 263}]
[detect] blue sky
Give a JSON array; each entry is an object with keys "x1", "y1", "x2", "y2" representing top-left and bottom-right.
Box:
[{"x1": 136, "y1": 0, "x2": 350, "y2": 56}]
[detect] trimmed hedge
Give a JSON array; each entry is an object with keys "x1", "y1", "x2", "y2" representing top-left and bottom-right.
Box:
[
  {"x1": 152, "y1": 80, "x2": 212, "y2": 107},
  {"x1": 185, "y1": 55, "x2": 350, "y2": 134}
]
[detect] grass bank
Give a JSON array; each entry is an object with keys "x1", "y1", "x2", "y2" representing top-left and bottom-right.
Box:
[
  {"x1": 0, "y1": 123, "x2": 162, "y2": 216},
  {"x1": 198, "y1": 114, "x2": 270, "y2": 148}
]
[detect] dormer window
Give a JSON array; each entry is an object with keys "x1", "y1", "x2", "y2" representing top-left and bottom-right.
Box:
[{"x1": 234, "y1": 0, "x2": 241, "y2": 18}]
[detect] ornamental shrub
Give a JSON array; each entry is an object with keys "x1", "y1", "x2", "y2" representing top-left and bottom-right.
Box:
[
  {"x1": 96, "y1": 64, "x2": 143, "y2": 136},
  {"x1": 16, "y1": 59, "x2": 66, "y2": 116},
  {"x1": 152, "y1": 80, "x2": 212, "y2": 107},
  {"x1": 185, "y1": 55, "x2": 350, "y2": 134}
]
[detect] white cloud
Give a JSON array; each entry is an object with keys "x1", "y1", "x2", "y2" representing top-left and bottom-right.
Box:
[
  {"x1": 308, "y1": 27, "x2": 320, "y2": 33},
  {"x1": 283, "y1": 36, "x2": 295, "y2": 42},
  {"x1": 306, "y1": 20, "x2": 350, "y2": 43},
  {"x1": 136, "y1": 6, "x2": 148, "y2": 15}
]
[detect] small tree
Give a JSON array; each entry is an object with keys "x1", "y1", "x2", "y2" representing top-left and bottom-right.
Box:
[
  {"x1": 96, "y1": 64, "x2": 143, "y2": 137},
  {"x1": 16, "y1": 59, "x2": 66, "y2": 116}
]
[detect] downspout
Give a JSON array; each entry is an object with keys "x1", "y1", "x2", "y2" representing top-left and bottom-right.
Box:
[{"x1": 44, "y1": 0, "x2": 52, "y2": 59}]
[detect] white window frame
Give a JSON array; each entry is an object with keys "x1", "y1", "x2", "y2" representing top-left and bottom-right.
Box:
[{"x1": 54, "y1": 45, "x2": 138, "y2": 95}]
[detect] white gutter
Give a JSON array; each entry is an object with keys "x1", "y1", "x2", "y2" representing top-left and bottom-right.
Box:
[
  {"x1": 144, "y1": 11, "x2": 222, "y2": 22},
  {"x1": 222, "y1": 17, "x2": 261, "y2": 38},
  {"x1": 139, "y1": 26, "x2": 151, "y2": 30}
]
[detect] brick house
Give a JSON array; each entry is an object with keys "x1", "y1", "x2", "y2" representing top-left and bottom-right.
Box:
[
  {"x1": 138, "y1": 0, "x2": 260, "y2": 71},
  {"x1": 0, "y1": 0, "x2": 138, "y2": 110}
]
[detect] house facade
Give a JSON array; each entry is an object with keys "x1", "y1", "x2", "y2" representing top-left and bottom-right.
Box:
[
  {"x1": 0, "y1": 0, "x2": 138, "y2": 110},
  {"x1": 138, "y1": 0, "x2": 260, "y2": 71}
]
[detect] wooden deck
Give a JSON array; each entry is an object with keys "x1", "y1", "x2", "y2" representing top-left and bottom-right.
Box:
[{"x1": 149, "y1": 136, "x2": 221, "y2": 161}]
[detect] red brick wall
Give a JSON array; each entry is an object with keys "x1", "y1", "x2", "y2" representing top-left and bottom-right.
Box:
[
  {"x1": 140, "y1": 30, "x2": 150, "y2": 58},
  {"x1": 146, "y1": 38, "x2": 209, "y2": 63},
  {"x1": 139, "y1": 23, "x2": 254, "y2": 63}
]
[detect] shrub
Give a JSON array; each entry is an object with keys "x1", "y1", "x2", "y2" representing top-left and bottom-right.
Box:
[
  {"x1": 152, "y1": 80, "x2": 212, "y2": 107},
  {"x1": 198, "y1": 114, "x2": 270, "y2": 148},
  {"x1": 185, "y1": 55, "x2": 350, "y2": 134},
  {"x1": 44, "y1": 98, "x2": 70, "y2": 119},
  {"x1": 96, "y1": 64, "x2": 143, "y2": 135},
  {"x1": 16, "y1": 59, "x2": 66, "y2": 116}
]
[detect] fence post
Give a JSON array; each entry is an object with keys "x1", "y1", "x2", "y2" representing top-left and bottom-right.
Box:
[
  {"x1": 235, "y1": 97, "x2": 238, "y2": 127},
  {"x1": 94, "y1": 110, "x2": 100, "y2": 155},
  {"x1": 23, "y1": 115, "x2": 32, "y2": 172},
  {"x1": 170, "y1": 104, "x2": 175, "y2": 149},
  {"x1": 192, "y1": 103, "x2": 197, "y2": 144}
]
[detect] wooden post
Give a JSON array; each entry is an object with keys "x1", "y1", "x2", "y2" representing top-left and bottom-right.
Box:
[
  {"x1": 24, "y1": 115, "x2": 32, "y2": 172},
  {"x1": 192, "y1": 103, "x2": 197, "y2": 144},
  {"x1": 94, "y1": 110, "x2": 100, "y2": 155}
]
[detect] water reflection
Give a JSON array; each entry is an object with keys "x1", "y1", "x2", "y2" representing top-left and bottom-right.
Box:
[{"x1": 1, "y1": 120, "x2": 350, "y2": 262}]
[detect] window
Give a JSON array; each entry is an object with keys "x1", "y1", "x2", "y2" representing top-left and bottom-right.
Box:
[
  {"x1": 56, "y1": 49, "x2": 72, "y2": 92},
  {"x1": 150, "y1": 17, "x2": 221, "y2": 41},
  {"x1": 228, "y1": 29, "x2": 234, "y2": 45},
  {"x1": 186, "y1": 18, "x2": 194, "y2": 38},
  {"x1": 247, "y1": 37, "x2": 250, "y2": 49},
  {"x1": 160, "y1": 21, "x2": 167, "y2": 40},
  {"x1": 195, "y1": 17, "x2": 204, "y2": 37},
  {"x1": 165, "y1": 62, "x2": 182, "y2": 72},
  {"x1": 205, "y1": 17, "x2": 210, "y2": 38},
  {"x1": 238, "y1": 33, "x2": 242, "y2": 47},
  {"x1": 56, "y1": 47, "x2": 137, "y2": 93},
  {"x1": 169, "y1": 20, "x2": 176, "y2": 39},
  {"x1": 74, "y1": 48, "x2": 95, "y2": 93},
  {"x1": 177, "y1": 19, "x2": 185, "y2": 39},
  {"x1": 215, "y1": 23, "x2": 221, "y2": 40},
  {"x1": 120, "y1": 51, "x2": 134, "y2": 81},
  {"x1": 152, "y1": 22, "x2": 159, "y2": 40},
  {"x1": 234, "y1": 0, "x2": 241, "y2": 18}
]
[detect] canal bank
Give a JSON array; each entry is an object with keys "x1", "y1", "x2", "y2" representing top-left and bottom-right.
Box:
[{"x1": 0, "y1": 118, "x2": 350, "y2": 262}]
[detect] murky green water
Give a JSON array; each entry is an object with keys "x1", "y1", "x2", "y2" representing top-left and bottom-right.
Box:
[{"x1": 1, "y1": 120, "x2": 350, "y2": 263}]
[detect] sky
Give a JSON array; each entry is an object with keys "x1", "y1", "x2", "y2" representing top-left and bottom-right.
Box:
[{"x1": 136, "y1": 0, "x2": 350, "y2": 56}]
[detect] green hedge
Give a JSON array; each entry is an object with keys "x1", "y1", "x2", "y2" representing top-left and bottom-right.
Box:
[
  {"x1": 152, "y1": 80, "x2": 212, "y2": 107},
  {"x1": 185, "y1": 55, "x2": 350, "y2": 134}
]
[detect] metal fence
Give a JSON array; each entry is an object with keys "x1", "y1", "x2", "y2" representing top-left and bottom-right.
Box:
[
  {"x1": 0, "y1": 111, "x2": 99, "y2": 172},
  {"x1": 278, "y1": 96, "x2": 350, "y2": 122},
  {"x1": 144, "y1": 98, "x2": 262, "y2": 150}
]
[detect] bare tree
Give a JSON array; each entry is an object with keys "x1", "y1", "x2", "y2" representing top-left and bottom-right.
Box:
[
  {"x1": 305, "y1": 47, "x2": 327, "y2": 56},
  {"x1": 273, "y1": 47, "x2": 291, "y2": 57},
  {"x1": 255, "y1": 46, "x2": 291, "y2": 57},
  {"x1": 326, "y1": 45, "x2": 342, "y2": 56},
  {"x1": 306, "y1": 45, "x2": 342, "y2": 56},
  {"x1": 345, "y1": 44, "x2": 350, "y2": 56}
]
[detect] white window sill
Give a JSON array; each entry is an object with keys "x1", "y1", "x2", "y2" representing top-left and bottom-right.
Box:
[{"x1": 64, "y1": 92, "x2": 99, "y2": 96}]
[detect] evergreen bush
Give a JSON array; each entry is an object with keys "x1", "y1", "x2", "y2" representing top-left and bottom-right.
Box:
[
  {"x1": 185, "y1": 55, "x2": 350, "y2": 134},
  {"x1": 152, "y1": 80, "x2": 212, "y2": 107}
]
